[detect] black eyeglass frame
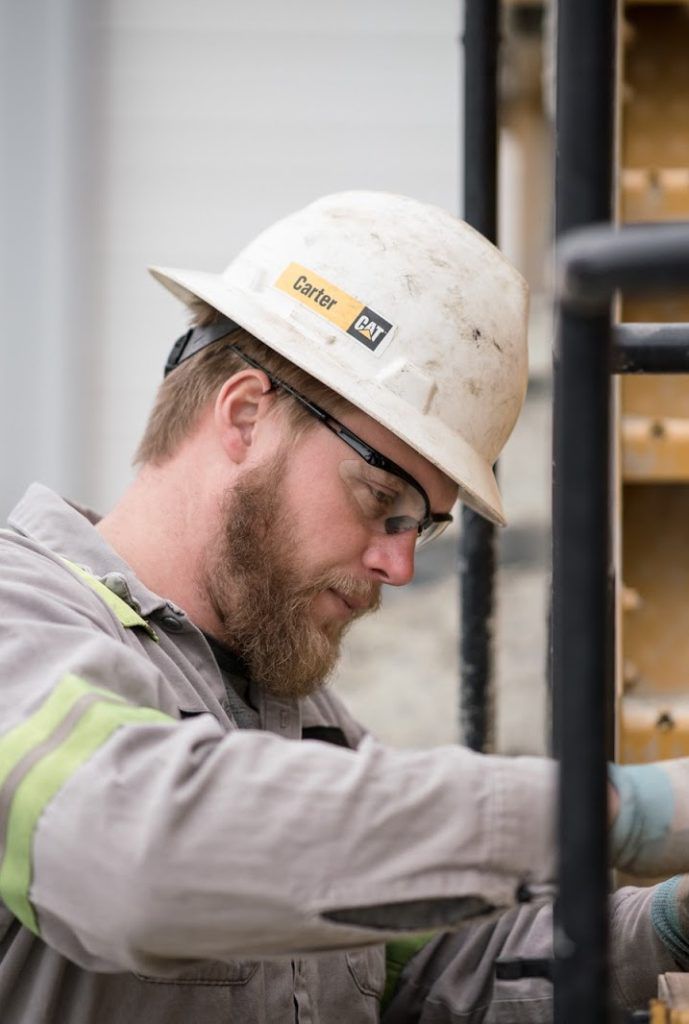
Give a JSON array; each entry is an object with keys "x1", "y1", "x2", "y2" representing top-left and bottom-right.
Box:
[{"x1": 164, "y1": 319, "x2": 453, "y2": 540}]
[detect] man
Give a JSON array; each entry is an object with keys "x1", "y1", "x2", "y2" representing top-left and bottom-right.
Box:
[{"x1": 0, "y1": 191, "x2": 688, "y2": 1023}]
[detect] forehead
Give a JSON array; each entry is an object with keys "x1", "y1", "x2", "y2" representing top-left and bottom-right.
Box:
[{"x1": 339, "y1": 406, "x2": 459, "y2": 511}]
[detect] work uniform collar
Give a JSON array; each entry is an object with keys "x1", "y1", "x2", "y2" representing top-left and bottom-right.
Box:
[
  {"x1": 7, "y1": 483, "x2": 170, "y2": 619},
  {"x1": 8, "y1": 484, "x2": 308, "y2": 741}
]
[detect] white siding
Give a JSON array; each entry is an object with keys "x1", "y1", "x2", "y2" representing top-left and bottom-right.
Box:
[
  {"x1": 1, "y1": 1, "x2": 460, "y2": 515},
  {"x1": 93, "y1": 0, "x2": 461, "y2": 509}
]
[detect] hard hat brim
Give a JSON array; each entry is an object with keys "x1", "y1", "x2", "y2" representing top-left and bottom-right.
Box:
[{"x1": 149, "y1": 264, "x2": 507, "y2": 526}]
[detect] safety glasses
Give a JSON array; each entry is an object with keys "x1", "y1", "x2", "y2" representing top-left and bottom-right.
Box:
[{"x1": 227, "y1": 345, "x2": 453, "y2": 547}]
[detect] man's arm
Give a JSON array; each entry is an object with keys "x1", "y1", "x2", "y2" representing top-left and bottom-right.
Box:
[
  {"x1": 0, "y1": 537, "x2": 561, "y2": 976},
  {"x1": 377, "y1": 766, "x2": 689, "y2": 1022},
  {"x1": 8, "y1": 537, "x2": 689, "y2": 984}
]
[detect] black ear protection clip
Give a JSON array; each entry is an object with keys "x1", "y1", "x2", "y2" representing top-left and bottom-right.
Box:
[{"x1": 164, "y1": 313, "x2": 242, "y2": 377}]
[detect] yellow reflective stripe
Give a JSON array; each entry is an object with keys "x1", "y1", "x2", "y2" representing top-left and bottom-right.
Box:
[
  {"x1": 0, "y1": 674, "x2": 125, "y2": 792},
  {"x1": 61, "y1": 559, "x2": 158, "y2": 641},
  {"x1": 382, "y1": 933, "x2": 437, "y2": 1010},
  {"x1": 0, "y1": 674, "x2": 173, "y2": 934}
]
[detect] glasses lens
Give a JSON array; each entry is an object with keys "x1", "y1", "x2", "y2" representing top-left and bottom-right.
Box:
[
  {"x1": 339, "y1": 460, "x2": 427, "y2": 538},
  {"x1": 416, "y1": 517, "x2": 451, "y2": 549}
]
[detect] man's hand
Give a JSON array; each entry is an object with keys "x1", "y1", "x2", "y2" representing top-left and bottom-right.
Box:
[
  {"x1": 608, "y1": 761, "x2": 689, "y2": 876},
  {"x1": 608, "y1": 776, "x2": 620, "y2": 827},
  {"x1": 607, "y1": 765, "x2": 689, "y2": 972}
]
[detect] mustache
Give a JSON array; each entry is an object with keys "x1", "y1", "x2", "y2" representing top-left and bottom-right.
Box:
[{"x1": 302, "y1": 571, "x2": 382, "y2": 615}]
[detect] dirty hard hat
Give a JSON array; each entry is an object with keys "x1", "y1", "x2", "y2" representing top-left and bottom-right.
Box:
[{"x1": 149, "y1": 191, "x2": 528, "y2": 525}]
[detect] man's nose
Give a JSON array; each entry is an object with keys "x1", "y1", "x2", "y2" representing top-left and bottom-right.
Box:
[{"x1": 361, "y1": 530, "x2": 417, "y2": 586}]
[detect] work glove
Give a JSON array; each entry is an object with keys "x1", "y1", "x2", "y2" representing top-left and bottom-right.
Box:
[
  {"x1": 609, "y1": 762, "x2": 689, "y2": 971},
  {"x1": 650, "y1": 874, "x2": 689, "y2": 969},
  {"x1": 609, "y1": 761, "x2": 689, "y2": 876}
]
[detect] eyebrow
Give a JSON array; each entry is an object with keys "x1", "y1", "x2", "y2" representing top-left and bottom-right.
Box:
[{"x1": 361, "y1": 463, "x2": 405, "y2": 489}]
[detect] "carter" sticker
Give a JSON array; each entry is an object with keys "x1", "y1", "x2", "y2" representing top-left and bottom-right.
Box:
[{"x1": 274, "y1": 262, "x2": 394, "y2": 352}]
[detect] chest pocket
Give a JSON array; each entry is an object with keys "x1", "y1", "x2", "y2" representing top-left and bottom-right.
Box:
[
  {"x1": 135, "y1": 960, "x2": 258, "y2": 987},
  {"x1": 84, "y1": 961, "x2": 267, "y2": 1024},
  {"x1": 485, "y1": 975, "x2": 553, "y2": 1023},
  {"x1": 346, "y1": 946, "x2": 386, "y2": 999}
]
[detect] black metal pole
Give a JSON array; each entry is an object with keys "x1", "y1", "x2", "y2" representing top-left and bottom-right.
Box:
[
  {"x1": 460, "y1": 0, "x2": 499, "y2": 753},
  {"x1": 554, "y1": 1, "x2": 616, "y2": 238},
  {"x1": 553, "y1": 1, "x2": 617, "y2": 1021},
  {"x1": 552, "y1": 307, "x2": 612, "y2": 1024},
  {"x1": 463, "y1": 0, "x2": 498, "y2": 239}
]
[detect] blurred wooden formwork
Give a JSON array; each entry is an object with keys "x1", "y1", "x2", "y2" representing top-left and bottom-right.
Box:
[{"x1": 502, "y1": 1, "x2": 689, "y2": 766}]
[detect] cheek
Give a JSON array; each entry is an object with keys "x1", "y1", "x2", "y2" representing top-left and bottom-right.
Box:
[
  {"x1": 279, "y1": 436, "x2": 370, "y2": 565},
  {"x1": 296, "y1": 508, "x2": 365, "y2": 565},
  {"x1": 285, "y1": 487, "x2": 370, "y2": 572}
]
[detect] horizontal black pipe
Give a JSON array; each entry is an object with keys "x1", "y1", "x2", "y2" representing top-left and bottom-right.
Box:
[
  {"x1": 559, "y1": 222, "x2": 689, "y2": 312},
  {"x1": 612, "y1": 323, "x2": 689, "y2": 373}
]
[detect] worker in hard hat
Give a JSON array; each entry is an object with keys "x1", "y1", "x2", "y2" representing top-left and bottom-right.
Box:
[{"x1": 0, "y1": 192, "x2": 686, "y2": 1023}]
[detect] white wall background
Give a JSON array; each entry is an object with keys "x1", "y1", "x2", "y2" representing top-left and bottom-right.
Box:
[{"x1": 1, "y1": 0, "x2": 462, "y2": 516}]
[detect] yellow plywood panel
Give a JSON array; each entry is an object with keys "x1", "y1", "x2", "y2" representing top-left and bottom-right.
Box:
[
  {"x1": 623, "y1": 5, "x2": 689, "y2": 169},
  {"x1": 647, "y1": 1001, "x2": 689, "y2": 1024},
  {"x1": 621, "y1": 168, "x2": 689, "y2": 221},
  {"x1": 622, "y1": 416, "x2": 689, "y2": 479},
  {"x1": 623, "y1": 297, "x2": 689, "y2": 322},
  {"x1": 622, "y1": 485, "x2": 689, "y2": 698},
  {"x1": 622, "y1": 375, "x2": 689, "y2": 417},
  {"x1": 659, "y1": 972, "x2": 689, "y2": 1013},
  {"x1": 617, "y1": 3, "x2": 689, "y2": 779},
  {"x1": 620, "y1": 697, "x2": 689, "y2": 762}
]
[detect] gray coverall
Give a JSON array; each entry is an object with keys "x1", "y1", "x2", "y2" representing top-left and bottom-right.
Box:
[{"x1": 0, "y1": 484, "x2": 676, "y2": 1022}]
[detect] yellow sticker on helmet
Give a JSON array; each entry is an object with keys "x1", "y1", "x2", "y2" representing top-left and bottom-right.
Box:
[{"x1": 274, "y1": 262, "x2": 393, "y2": 352}]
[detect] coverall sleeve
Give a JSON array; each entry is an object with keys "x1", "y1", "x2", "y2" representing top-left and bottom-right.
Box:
[
  {"x1": 0, "y1": 539, "x2": 557, "y2": 976},
  {"x1": 381, "y1": 886, "x2": 675, "y2": 1023}
]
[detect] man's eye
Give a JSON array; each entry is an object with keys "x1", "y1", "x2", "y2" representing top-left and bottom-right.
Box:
[
  {"x1": 365, "y1": 483, "x2": 397, "y2": 510},
  {"x1": 340, "y1": 462, "x2": 404, "y2": 521}
]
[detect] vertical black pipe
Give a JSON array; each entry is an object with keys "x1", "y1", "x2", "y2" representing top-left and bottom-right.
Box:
[
  {"x1": 463, "y1": 0, "x2": 498, "y2": 239},
  {"x1": 552, "y1": 0, "x2": 616, "y2": 1021},
  {"x1": 554, "y1": 0, "x2": 616, "y2": 237},
  {"x1": 552, "y1": 307, "x2": 612, "y2": 1024},
  {"x1": 460, "y1": 0, "x2": 499, "y2": 753}
]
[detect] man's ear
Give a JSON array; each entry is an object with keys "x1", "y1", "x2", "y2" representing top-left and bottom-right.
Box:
[{"x1": 213, "y1": 370, "x2": 273, "y2": 463}]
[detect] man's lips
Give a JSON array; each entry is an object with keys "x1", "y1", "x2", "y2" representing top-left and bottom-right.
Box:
[{"x1": 328, "y1": 587, "x2": 373, "y2": 613}]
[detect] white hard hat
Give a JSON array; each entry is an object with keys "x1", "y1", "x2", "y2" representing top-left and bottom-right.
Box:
[{"x1": 150, "y1": 191, "x2": 528, "y2": 525}]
